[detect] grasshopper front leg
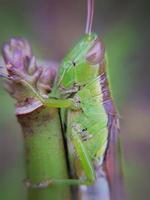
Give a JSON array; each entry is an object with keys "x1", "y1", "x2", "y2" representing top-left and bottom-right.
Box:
[
  {"x1": 24, "y1": 81, "x2": 76, "y2": 109},
  {"x1": 20, "y1": 78, "x2": 74, "y2": 108}
]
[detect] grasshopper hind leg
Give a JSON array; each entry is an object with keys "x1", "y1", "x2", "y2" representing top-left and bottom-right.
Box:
[
  {"x1": 24, "y1": 124, "x2": 96, "y2": 188},
  {"x1": 52, "y1": 125, "x2": 97, "y2": 186},
  {"x1": 69, "y1": 124, "x2": 96, "y2": 185}
]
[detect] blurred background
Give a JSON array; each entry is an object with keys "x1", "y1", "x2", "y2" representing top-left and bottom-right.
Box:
[{"x1": 0, "y1": 0, "x2": 149, "y2": 199}]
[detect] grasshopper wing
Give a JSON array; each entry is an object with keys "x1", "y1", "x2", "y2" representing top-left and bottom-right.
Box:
[{"x1": 104, "y1": 113, "x2": 126, "y2": 200}]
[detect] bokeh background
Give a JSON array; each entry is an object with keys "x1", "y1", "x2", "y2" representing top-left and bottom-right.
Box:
[{"x1": 0, "y1": 0, "x2": 150, "y2": 199}]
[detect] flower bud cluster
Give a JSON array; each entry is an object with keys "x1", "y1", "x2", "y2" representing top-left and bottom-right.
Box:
[{"x1": 1, "y1": 38, "x2": 57, "y2": 114}]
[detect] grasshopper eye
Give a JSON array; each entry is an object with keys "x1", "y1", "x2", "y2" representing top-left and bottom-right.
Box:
[{"x1": 86, "y1": 39, "x2": 105, "y2": 65}]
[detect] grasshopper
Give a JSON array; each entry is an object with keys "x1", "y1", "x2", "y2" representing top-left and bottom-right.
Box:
[
  {"x1": 47, "y1": 1, "x2": 124, "y2": 198},
  {"x1": 48, "y1": 1, "x2": 124, "y2": 199}
]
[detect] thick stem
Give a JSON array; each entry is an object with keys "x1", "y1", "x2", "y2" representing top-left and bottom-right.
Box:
[{"x1": 17, "y1": 107, "x2": 71, "y2": 200}]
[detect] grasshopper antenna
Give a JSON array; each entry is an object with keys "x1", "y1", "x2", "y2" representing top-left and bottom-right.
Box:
[{"x1": 85, "y1": 0, "x2": 94, "y2": 34}]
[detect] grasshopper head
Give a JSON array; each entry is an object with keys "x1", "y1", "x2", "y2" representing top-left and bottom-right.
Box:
[{"x1": 57, "y1": 33, "x2": 105, "y2": 90}]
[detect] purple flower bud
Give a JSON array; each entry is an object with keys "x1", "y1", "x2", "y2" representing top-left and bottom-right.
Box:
[
  {"x1": 2, "y1": 38, "x2": 32, "y2": 71},
  {"x1": 37, "y1": 65, "x2": 57, "y2": 95}
]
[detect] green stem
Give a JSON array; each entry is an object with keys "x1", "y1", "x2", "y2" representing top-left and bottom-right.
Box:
[{"x1": 17, "y1": 107, "x2": 71, "y2": 200}]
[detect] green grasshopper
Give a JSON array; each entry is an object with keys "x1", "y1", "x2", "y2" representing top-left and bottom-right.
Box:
[
  {"x1": 0, "y1": 0, "x2": 124, "y2": 198},
  {"x1": 49, "y1": 51, "x2": 122, "y2": 197},
  {"x1": 48, "y1": 1, "x2": 124, "y2": 199},
  {"x1": 48, "y1": 1, "x2": 123, "y2": 197}
]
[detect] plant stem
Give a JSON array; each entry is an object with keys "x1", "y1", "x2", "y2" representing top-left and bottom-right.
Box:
[{"x1": 17, "y1": 106, "x2": 71, "y2": 200}]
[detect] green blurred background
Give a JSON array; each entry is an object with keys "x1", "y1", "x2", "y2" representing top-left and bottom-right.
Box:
[{"x1": 0, "y1": 0, "x2": 149, "y2": 199}]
